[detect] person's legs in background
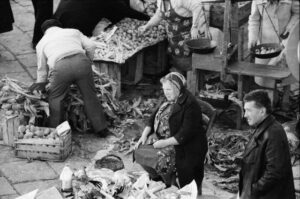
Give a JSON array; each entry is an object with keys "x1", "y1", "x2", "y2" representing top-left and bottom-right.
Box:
[
  {"x1": 48, "y1": 54, "x2": 108, "y2": 134},
  {"x1": 31, "y1": 0, "x2": 53, "y2": 48}
]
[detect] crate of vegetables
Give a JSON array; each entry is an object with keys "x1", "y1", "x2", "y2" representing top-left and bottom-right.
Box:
[{"x1": 14, "y1": 121, "x2": 72, "y2": 161}]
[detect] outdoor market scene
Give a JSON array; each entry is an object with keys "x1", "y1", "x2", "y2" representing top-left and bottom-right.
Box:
[{"x1": 0, "y1": 0, "x2": 299, "y2": 199}]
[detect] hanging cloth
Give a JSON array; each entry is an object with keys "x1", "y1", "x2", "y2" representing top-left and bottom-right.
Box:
[{"x1": 161, "y1": 1, "x2": 193, "y2": 57}]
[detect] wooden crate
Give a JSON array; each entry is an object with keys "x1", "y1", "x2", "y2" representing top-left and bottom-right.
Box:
[
  {"x1": 14, "y1": 129, "x2": 72, "y2": 161},
  {"x1": 0, "y1": 112, "x2": 20, "y2": 146}
]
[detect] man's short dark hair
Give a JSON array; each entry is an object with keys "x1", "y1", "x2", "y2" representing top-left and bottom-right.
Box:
[
  {"x1": 243, "y1": 89, "x2": 272, "y2": 114},
  {"x1": 41, "y1": 19, "x2": 62, "y2": 33}
]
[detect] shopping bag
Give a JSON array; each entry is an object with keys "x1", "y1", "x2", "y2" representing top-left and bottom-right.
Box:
[{"x1": 133, "y1": 144, "x2": 160, "y2": 169}]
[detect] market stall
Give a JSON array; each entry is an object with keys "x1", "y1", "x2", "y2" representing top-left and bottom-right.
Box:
[
  {"x1": 187, "y1": 0, "x2": 290, "y2": 108},
  {"x1": 92, "y1": 17, "x2": 167, "y2": 97},
  {"x1": 91, "y1": 0, "x2": 253, "y2": 98}
]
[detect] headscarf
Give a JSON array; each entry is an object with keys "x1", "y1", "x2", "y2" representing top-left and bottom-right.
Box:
[{"x1": 160, "y1": 72, "x2": 186, "y2": 93}]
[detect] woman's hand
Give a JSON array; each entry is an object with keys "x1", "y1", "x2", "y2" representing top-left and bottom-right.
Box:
[
  {"x1": 135, "y1": 134, "x2": 148, "y2": 149},
  {"x1": 153, "y1": 139, "x2": 168, "y2": 149},
  {"x1": 191, "y1": 27, "x2": 200, "y2": 39}
]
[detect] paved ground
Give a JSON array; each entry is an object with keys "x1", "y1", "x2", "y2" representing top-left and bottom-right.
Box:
[{"x1": 0, "y1": 1, "x2": 237, "y2": 198}]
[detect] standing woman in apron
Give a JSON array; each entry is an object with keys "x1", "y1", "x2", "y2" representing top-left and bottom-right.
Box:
[
  {"x1": 248, "y1": 0, "x2": 299, "y2": 104},
  {"x1": 138, "y1": 0, "x2": 207, "y2": 73}
]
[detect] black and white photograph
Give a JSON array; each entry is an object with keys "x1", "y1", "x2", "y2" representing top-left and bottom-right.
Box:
[{"x1": 0, "y1": 0, "x2": 299, "y2": 198}]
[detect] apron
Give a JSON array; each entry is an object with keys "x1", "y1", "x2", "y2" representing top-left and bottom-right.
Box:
[{"x1": 161, "y1": 1, "x2": 192, "y2": 57}]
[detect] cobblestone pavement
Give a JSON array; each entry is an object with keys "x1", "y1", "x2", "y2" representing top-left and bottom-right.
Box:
[{"x1": 0, "y1": 1, "x2": 235, "y2": 198}]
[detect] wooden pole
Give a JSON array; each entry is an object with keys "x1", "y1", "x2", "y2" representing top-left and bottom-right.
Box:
[{"x1": 221, "y1": 0, "x2": 231, "y2": 81}]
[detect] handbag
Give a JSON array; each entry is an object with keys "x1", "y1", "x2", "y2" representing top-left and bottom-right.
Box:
[{"x1": 133, "y1": 144, "x2": 160, "y2": 169}]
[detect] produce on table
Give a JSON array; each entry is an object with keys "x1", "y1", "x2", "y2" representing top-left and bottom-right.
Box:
[{"x1": 93, "y1": 18, "x2": 167, "y2": 63}]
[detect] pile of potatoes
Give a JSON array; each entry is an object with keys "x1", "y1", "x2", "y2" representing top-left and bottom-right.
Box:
[
  {"x1": 94, "y1": 18, "x2": 166, "y2": 62},
  {"x1": 115, "y1": 18, "x2": 166, "y2": 45},
  {"x1": 17, "y1": 124, "x2": 59, "y2": 140}
]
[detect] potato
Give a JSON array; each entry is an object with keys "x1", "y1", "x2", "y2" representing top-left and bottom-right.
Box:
[
  {"x1": 24, "y1": 131, "x2": 34, "y2": 139},
  {"x1": 35, "y1": 130, "x2": 44, "y2": 138},
  {"x1": 43, "y1": 128, "x2": 51, "y2": 136},
  {"x1": 12, "y1": 104, "x2": 22, "y2": 110},
  {"x1": 25, "y1": 129, "x2": 32, "y2": 134},
  {"x1": 1, "y1": 85, "x2": 10, "y2": 91},
  {"x1": 2, "y1": 103, "x2": 12, "y2": 110},
  {"x1": 7, "y1": 98, "x2": 16, "y2": 104},
  {"x1": 18, "y1": 132, "x2": 24, "y2": 139},
  {"x1": 18, "y1": 125, "x2": 26, "y2": 134},
  {"x1": 5, "y1": 110, "x2": 14, "y2": 116},
  {"x1": 30, "y1": 125, "x2": 36, "y2": 133}
]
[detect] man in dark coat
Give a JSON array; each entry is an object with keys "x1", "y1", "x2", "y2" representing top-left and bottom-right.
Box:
[
  {"x1": 239, "y1": 89, "x2": 295, "y2": 199},
  {"x1": 54, "y1": 0, "x2": 150, "y2": 36}
]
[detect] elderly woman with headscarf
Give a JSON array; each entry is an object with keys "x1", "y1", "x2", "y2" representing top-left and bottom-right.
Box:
[{"x1": 134, "y1": 72, "x2": 208, "y2": 195}]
